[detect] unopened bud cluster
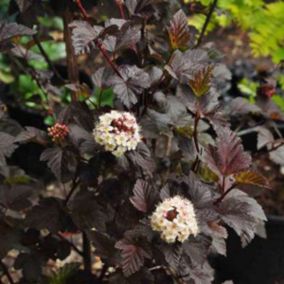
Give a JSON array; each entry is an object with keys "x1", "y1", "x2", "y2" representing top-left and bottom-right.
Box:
[
  {"x1": 93, "y1": 111, "x2": 141, "y2": 157},
  {"x1": 48, "y1": 123, "x2": 69, "y2": 142},
  {"x1": 150, "y1": 196, "x2": 199, "y2": 243}
]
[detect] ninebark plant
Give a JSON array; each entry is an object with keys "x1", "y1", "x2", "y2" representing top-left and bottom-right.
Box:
[{"x1": 0, "y1": 1, "x2": 270, "y2": 283}]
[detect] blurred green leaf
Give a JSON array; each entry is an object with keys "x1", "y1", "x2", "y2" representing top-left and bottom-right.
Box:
[{"x1": 272, "y1": 95, "x2": 284, "y2": 113}]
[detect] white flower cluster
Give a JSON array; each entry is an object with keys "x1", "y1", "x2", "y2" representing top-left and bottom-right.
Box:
[
  {"x1": 150, "y1": 196, "x2": 199, "y2": 243},
  {"x1": 93, "y1": 111, "x2": 141, "y2": 157}
]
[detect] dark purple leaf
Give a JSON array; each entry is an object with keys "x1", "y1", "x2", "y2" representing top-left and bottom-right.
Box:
[
  {"x1": 91, "y1": 67, "x2": 112, "y2": 89},
  {"x1": 168, "y1": 9, "x2": 193, "y2": 50},
  {"x1": 183, "y1": 235, "x2": 211, "y2": 265},
  {"x1": 0, "y1": 184, "x2": 34, "y2": 211},
  {"x1": 70, "y1": 21, "x2": 103, "y2": 55},
  {"x1": 0, "y1": 220, "x2": 22, "y2": 258},
  {"x1": 163, "y1": 244, "x2": 183, "y2": 271},
  {"x1": 189, "y1": 65, "x2": 214, "y2": 97},
  {"x1": 115, "y1": 238, "x2": 151, "y2": 277},
  {"x1": 10, "y1": 45, "x2": 43, "y2": 61},
  {"x1": 0, "y1": 132, "x2": 17, "y2": 165},
  {"x1": 15, "y1": 126, "x2": 48, "y2": 145},
  {"x1": 228, "y1": 97, "x2": 261, "y2": 116},
  {"x1": 127, "y1": 143, "x2": 156, "y2": 177},
  {"x1": 181, "y1": 260, "x2": 214, "y2": 284},
  {"x1": 165, "y1": 49, "x2": 209, "y2": 83},
  {"x1": 130, "y1": 179, "x2": 156, "y2": 213},
  {"x1": 124, "y1": 0, "x2": 153, "y2": 16},
  {"x1": 114, "y1": 23, "x2": 141, "y2": 52},
  {"x1": 0, "y1": 22, "x2": 35, "y2": 43},
  {"x1": 109, "y1": 65, "x2": 150, "y2": 108},
  {"x1": 219, "y1": 189, "x2": 267, "y2": 246},
  {"x1": 70, "y1": 190, "x2": 109, "y2": 232},
  {"x1": 25, "y1": 198, "x2": 70, "y2": 233},
  {"x1": 68, "y1": 124, "x2": 96, "y2": 155},
  {"x1": 269, "y1": 145, "x2": 284, "y2": 166},
  {"x1": 91, "y1": 232, "x2": 117, "y2": 263},
  {"x1": 256, "y1": 126, "x2": 274, "y2": 150},
  {"x1": 205, "y1": 127, "x2": 252, "y2": 176},
  {"x1": 40, "y1": 147, "x2": 78, "y2": 182}
]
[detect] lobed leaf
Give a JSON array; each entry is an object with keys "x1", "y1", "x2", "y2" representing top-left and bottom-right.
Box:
[
  {"x1": 115, "y1": 239, "x2": 151, "y2": 277},
  {"x1": 130, "y1": 179, "x2": 157, "y2": 213},
  {"x1": 189, "y1": 65, "x2": 214, "y2": 97},
  {"x1": 234, "y1": 170, "x2": 270, "y2": 190},
  {"x1": 70, "y1": 21, "x2": 103, "y2": 55},
  {"x1": 108, "y1": 65, "x2": 150, "y2": 108},
  {"x1": 168, "y1": 9, "x2": 192, "y2": 50},
  {"x1": 205, "y1": 127, "x2": 252, "y2": 176},
  {"x1": 219, "y1": 190, "x2": 267, "y2": 246},
  {"x1": 0, "y1": 132, "x2": 18, "y2": 166},
  {"x1": 40, "y1": 147, "x2": 78, "y2": 182},
  {"x1": 25, "y1": 198, "x2": 71, "y2": 233},
  {"x1": 15, "y1": 126, "x2": 48, "y2": 145},
  {"x1": 0, "y1": 22, "x2": 35, "y2": 43}
]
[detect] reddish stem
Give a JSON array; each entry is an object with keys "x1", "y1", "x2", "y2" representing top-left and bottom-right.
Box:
[
  {"x1": 95, "y1": 40, "x2": 124, "y2": 79},
  {"x1": 75, "y1": 0, "x2": 124, "y2": 80},
  {"x1": 214, "y1": 184, "x2": 235, "y2": 206},
  {"x1": 76, "y1": 0, "x2": 90, "y2": 19},
  {"x1": 116, "y1": 0, "x2": 126, "y2": 19}
]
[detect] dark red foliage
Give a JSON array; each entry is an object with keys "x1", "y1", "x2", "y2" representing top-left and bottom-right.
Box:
[{"x1": 0, "y1": 1, "x2": 270, "y2": 283}]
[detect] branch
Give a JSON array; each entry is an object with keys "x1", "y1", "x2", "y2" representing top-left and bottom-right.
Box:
[
  {"x1": 196, "y1": 0, "x2": 218, "y2": 47},
  {"x1": 0, "y1": 261, "x2": 14, "y2": 284},
  {"x1": 82, "y1": 232, "x2": 92, "y2": 273}
]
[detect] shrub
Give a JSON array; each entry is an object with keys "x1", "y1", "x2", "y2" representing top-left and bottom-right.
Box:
[{"x1": 0, "y1": 1, "x2": 269, "y2": 283}]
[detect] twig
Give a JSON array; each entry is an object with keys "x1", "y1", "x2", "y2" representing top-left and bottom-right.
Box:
[
  {"x1": 191, "y1": 110, "x2": 201, "y2": 172},
  {"x1": 237, "y1": 126, "x2": 260, "y2": 136},
  {"x1": 98, "y1": 264, "x2": 109, "y2": 281},
  {"x1": 75, "y1": 0, "x2": 90, "y2": 19},
  {"x1": 74, "y1": 0, "x2": 123, "y2": 79},
  {"x1": 0, "y1": 261, "x2": 14, "y2": 284},
  {"x1": 193, "y1": 111, "x2": 201, "y2": 153},
  {"x1": 196, "y1": 0, "x2": 218, "y2": 47},
  {"x1": 115, "y1": 0, "x2": 126, "y2": 19},
  {"x1": 267, "y1": 140, "x2": 284, "y2": 152},
  {"x1": 63, "y1": 7, "x2": 79, "y2": 102},
  {"x1": 82, "y1": 232, "x2": 92, "y2": 273},
  {"x1": 214, "y1": 184, "x2": 235, "y2": 206},
  {"x1": 33, "y1": 35, "x2": 64, "y2": 82},
  {"x1": 65, "y1": 178, "x2": 79, "y2": 206},
  {"x1": 9, "y1": 55, "x2": 48, "y2": 101},
  {"x1": 95, "y1": 40, "x2": 123, "y2": 79},
  {"x1": 149, "y1": 265, "x2": 164, "y2": 272}
]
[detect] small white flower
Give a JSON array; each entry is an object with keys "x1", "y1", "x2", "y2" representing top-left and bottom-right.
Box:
[
  {"x1": 150, "y1": 196, "x2": 199, "y2": 243},
  {"x1": 93, "y1": 111, "x2": 141, "y2": 156}
]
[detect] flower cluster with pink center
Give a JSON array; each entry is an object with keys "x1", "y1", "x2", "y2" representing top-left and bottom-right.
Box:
[
  {"x1": 93, "y1": 111, "x2": 141, "y2": 157},
  {"x1": 48, "y1": 123, "x2": 69, "y2": 142},
  {"x1": 150, "y1": 196, "x2": 199, "y2": 243}
]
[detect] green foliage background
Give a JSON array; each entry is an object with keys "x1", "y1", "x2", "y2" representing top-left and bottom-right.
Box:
[{"x1": 186, "y1": 0, "x2": 284, "y2": 63}]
